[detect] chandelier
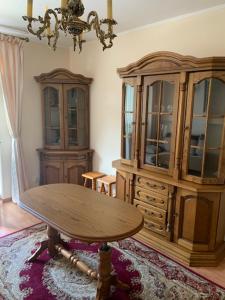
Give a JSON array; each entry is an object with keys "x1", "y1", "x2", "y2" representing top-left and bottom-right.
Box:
[{"x1": 23, "y1": 0, "x2": 117, "y2": 52}]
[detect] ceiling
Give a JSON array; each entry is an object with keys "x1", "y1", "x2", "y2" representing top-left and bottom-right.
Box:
[{"x1": 0, "y1": 0, "x2": 225, "y2": 48}]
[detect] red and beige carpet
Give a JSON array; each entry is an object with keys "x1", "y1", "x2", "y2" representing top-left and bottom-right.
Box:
[{"x1": 0, "y1": 223, "x2": 225, "y2": 300}]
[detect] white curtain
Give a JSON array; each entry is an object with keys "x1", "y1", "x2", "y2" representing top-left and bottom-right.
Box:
[{"x1": 0, "y1": 34, "x2": 29, "y2": 203}]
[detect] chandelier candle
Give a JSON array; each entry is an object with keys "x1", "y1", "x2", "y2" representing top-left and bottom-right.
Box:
[
  {"x1": 23, "y1": 0, "x2": 117, "y2": 52},
  {"x1": 45, "y1": 6, "x2": 51, "y2": 35},
  {"x1": 27, "y1": 0, "x2": 33, "y2": 18},
  {"x1": 107, "y1": 0, "x2": 113, "y2": 19},
  {"x1": 61, "y1": 0, "x2": 68, "y2": 9}
]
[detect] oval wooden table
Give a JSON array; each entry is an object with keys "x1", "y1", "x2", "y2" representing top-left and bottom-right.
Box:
[{"x1": 20, "y1": 184, "x2": 144, "y2": 300}]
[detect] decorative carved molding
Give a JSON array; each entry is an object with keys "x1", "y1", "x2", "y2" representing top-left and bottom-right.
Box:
[
  {"x1": 35, "y1": 68, "x2": 93, "y2": 84},
  {"x1": 117, "y1": 51, "x2": 225, "y2": 77}
]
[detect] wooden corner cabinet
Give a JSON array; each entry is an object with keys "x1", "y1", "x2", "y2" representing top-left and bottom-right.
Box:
[
  {"x1": 113, "y1": 52, "x2": 225, "y2": 266},
  {"x1": 35, "y1": 69, "x2": 93, "y2": 185}
]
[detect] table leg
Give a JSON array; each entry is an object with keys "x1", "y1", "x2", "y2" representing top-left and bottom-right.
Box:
[
  {"x1": 47, "y1": 226, "x2": 60, "y2": 257},
  {"x1": 96, "y1": 243, "x2": 112, "y2": 300},
  {"x1": 27, "y1": 225, "x2": 61, "y2": 262},
  {"x1": 27, "y1": 240, "x2": 48, "y2": 262}
]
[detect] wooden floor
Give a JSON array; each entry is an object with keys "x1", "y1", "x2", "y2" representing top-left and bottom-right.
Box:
[{"x1": 1, "y1": 200, "x2": 225, "y2": 289}]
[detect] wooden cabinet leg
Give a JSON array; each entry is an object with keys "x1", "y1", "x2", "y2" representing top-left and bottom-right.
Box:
[
  {"x1": 96, "y1": 243, "x2": 112, "y2": 300},
  {"x1": 47, "y1": 226, "x2": 60, "y2": 257}
]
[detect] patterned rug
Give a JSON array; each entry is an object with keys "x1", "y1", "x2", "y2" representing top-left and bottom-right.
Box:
[{"x1": 0, "y1": 224, "x2": 225, "y2": 300}]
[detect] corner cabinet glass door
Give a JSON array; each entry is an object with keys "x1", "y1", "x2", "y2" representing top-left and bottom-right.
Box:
[
  {"x1": 121, "y1": 78, "x2": 137, "y2": 165},
  {"x1": 43, "y1": 84, "x2": 63, "y2": 149},
  {"x1": 64, "y1": 84, "x2": 89, "y2": 150},
  {"x1": 140, "y1": 74, "x2": 179, "y2": 175},
  {"x1": 183, "y1": 72, "x2": 225, "y2": 184}
]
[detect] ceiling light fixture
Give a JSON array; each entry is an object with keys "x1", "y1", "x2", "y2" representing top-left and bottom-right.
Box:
[{"x1": 23, "y1": 0, "x2": 117, "y2": 52}]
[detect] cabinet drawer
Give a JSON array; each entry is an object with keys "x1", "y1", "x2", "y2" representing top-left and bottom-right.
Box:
[
  {"x1": 136, "y1": 176, "x2": 168, "y2": 196},
  {"x1": 135, "y1": 186, "x2": 167, "y2": 210},
  {"x1": 134, "y1": 199, "x2": 166, "y2": 225},
  {"x1": 144, "y1": 219, "x2": 166, "y2": 236}
]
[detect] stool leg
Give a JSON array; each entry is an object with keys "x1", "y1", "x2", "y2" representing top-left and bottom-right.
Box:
[
  {"x1": 83, "y1": 178, "x2": 88, "y2": 187},
  {"x1": 100, "y1": 183, "x2": 106, "y2": 194},
  {"x1": 92, "y1": 179, "x2": 97, "y2": 191},
  {"x1": 108, "y1": 184, "x2": 112, "y2": 197}
]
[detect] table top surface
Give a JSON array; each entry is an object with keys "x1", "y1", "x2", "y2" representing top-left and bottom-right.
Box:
[{"x1": 19, "y1": 184, "x2": 144, "y2": 242}]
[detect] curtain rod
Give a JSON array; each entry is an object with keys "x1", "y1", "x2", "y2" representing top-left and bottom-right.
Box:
[{"x1": 0, "y1": 31, "x2": 29, "y2": 42}]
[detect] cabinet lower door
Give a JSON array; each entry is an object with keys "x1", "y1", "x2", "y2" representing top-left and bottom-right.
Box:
[
  {"x1": 42, "y1": 161, "x2": 64, "y2": 184},
  {"x1": 116, "y1": 170, "x2": 134, "y2": 203},
  {"x1": 174, "y1": 188, "x2": 220, "y2": 251},
  {"x1": 64, "y1": 161, "x2": 88, "y2": 185}
]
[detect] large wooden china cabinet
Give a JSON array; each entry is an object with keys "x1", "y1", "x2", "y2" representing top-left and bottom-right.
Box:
[
  {"x1": 35, "y1": 69, "x2": 93, "y2": 185},
  {"x1": 113, "y1": 52, "x2": 225, "y2": 266}
]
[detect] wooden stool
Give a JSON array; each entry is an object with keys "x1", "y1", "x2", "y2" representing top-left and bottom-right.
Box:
[
  {"x1": 97, "y1": 175, "x2": 116, "y2": 197},
  {"x1": 82, "y1": 172, "x2": 105, "y2": 191}
]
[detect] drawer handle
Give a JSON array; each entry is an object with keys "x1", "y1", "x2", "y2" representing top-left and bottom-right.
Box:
[
  {"x1": 146, "y1": 182, "x2": 166, "y2": 190},
  {"x1": 145, "y1": 210, "x2": 163, "y2": 219}
]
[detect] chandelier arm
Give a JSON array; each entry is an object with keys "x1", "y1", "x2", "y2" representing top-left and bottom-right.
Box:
[
  {"x1": 23, "y1": 9, "x2": 60, "y2": 43},
  {"x1": 87, "y1": 11, "x2": 117, "y2": 51}
]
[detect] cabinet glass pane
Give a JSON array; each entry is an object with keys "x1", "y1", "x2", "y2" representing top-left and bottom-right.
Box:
[
  {"x1": 145, "y1": 141, "x2": 157, "y2": 166},
  {"x1": 190, "y1": 118, "x2": 206, "y2": 147},
  {"x1": 161, "y1": 82, "x2": 174, "y2": 113},
  {"x1": 148, "y1": 82, "x2": 160, "y2": 113},
  {"x1": 124, "y1": 84, "x2": 135, "y2": 111},
  {"x1": 145, "y1": 80, "x2": 175, "y2": 170},
  {"x1": 188, "y1": 148, "x2": 203, "y2": 176},
  {"x1": 209, "y1": 79, "x2": 225, "y2": 116},
  {"x1": 147, "y1": 114, "x2": 158, "y2": 140},
  {"x1": 193, "y1": 80, "x2": 209, "y2": 116},
  {"x1": 188, "y1": 78, "x2": 225, "y2": 179},
  {"x1": 123, "y1": 137, "x2": 132, "y2": 160},
  {"x1": 204, "y1": 150, "x2": 220, "y2": 177},
  {"x1": 158, "y1": 142, "x2": 170, "y2": 168},
  {"x1": 46, "y1": 129, "x2": 60, "y2": 145},
  {"x1": 159, "y1": 115, "x2": 172, "y2": 140},
  {"x1": 44, "y1": 87, "x2": 60, "y2": 145},
  {"x1": 206, "y1": 118, "x2": 223, "y2": 148},
  {"x1": 68, "y1": 129, "x2": 78, "y2": 145},
  {"x1": 67, "y1": 88, "x2": 86, "y2": 147},
  {"x1": 122, "y1": 84, "x2": 135, "y2": 160},
  {"x1": 124, "y1": 113, "x2": 133, "y2": 135}
]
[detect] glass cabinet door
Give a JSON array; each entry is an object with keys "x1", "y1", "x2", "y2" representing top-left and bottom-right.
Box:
[
  {"x1": 183, "y1": 73, "x2": 225, "y2": 184},
  {"x1": 121, "y1": 79, "x2": 136, "y2": 164},
  {"x1": 141, "y1": 74, "x2": 179, "y2": 175},
  {"x1": 43, "y1": 85, "x2": 63, "y2": 149},
  {"x1": 64, "y1": 85, "x2": 89, "y2": 149}
]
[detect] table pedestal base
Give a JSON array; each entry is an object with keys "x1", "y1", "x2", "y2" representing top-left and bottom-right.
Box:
[{"x1": 27, "y1": 225, "x2": 130, "y2": 300}]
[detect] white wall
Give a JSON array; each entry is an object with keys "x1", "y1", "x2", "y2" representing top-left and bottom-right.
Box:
[
  {"x1": 22, "y1": 42, "x2": 69, "y2": 187},
  {"x1": 68, "y1": 6, "x2": 225, "y2": 175},
  {"x1": 7, "y1": 5, "x2": 225, "y2": 192}
]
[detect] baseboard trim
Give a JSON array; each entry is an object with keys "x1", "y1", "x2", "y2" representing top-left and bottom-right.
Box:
[
  {"x1": 134, "y1": 229, "x2": 225, "y2": 267},
  {"x1": 0, "y1": 197, "x2": 12, "y2": 203}
]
